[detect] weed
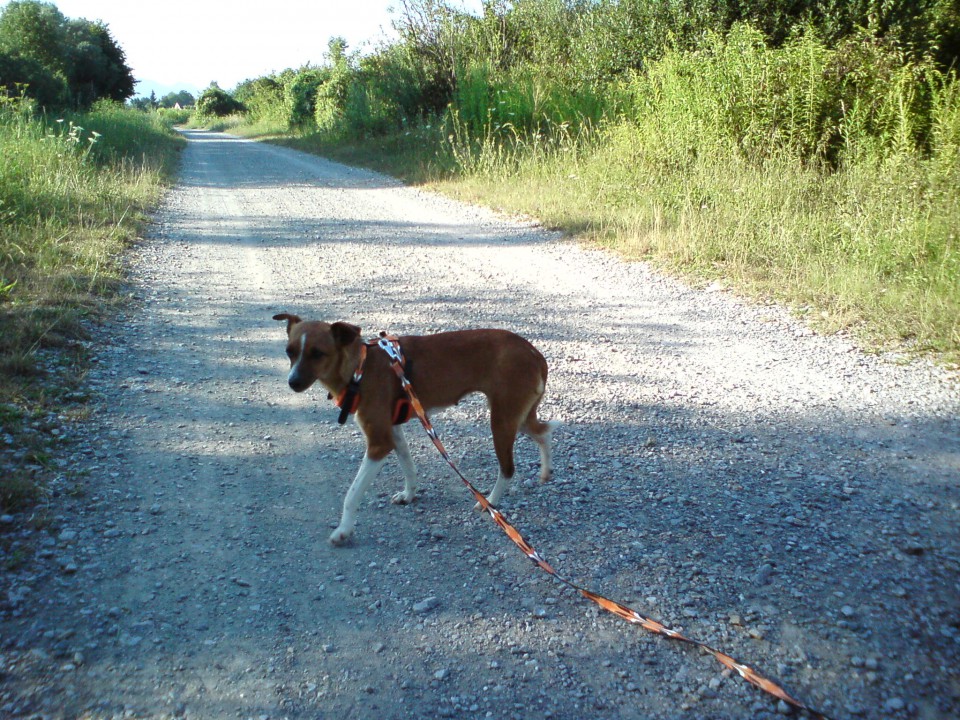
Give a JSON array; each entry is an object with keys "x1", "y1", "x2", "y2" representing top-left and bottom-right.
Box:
[{"x1": 0, "y1": 99, "x2": 181, "y2": 516}]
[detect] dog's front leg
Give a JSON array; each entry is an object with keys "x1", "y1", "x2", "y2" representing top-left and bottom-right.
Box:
[
  {"x1": 330, "y1": 455, "x2": 386, "y2": 545},
  {"x1": 391, "y1": 426, "x2": 418, "y2": 505}
]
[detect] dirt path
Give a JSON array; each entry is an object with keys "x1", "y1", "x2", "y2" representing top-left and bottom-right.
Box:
[{"x1": 2, "y1": 129, "x2": 958, "y2": 720}]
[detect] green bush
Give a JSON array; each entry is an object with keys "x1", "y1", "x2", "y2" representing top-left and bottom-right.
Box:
[
  {"x1": 235, "y1": 76, "x2": 287, "y2": 126},
  {"x1": 314, "y1": 40, "x2": 352, "y2": 133},
  {"x1": 284, "y1": 67, "x2": 326, "y2": 130},
  {"x1": 617, "y1": 24, "x2": 950, "y2": 168},
  {"x1": 196, "y1": 84, "x2": 245, "y2": 118},
  {"x1": 455, "y1": 61, "x2": 606, "y2": 140},
  {"x1": 0, "y1": 50, "x2": 67, "y2": 108}
]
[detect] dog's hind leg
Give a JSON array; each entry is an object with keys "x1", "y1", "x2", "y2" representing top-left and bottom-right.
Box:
[
  {"x1": 330, "y1": 455, "x2": 386, "y2": 545},
  {"x1": 523, "y1": 416, "x2": 559, "y2": 483},
  {"x1": 391, "y1": 425, "x2": 418, "y2": 505},
  {"x1": 482, "y1": 410, "x2": 522, "y2": 508}
]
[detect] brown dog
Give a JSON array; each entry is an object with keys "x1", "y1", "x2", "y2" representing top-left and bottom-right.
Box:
[{"x1": 273, "y1": 313, "x2": 557, "y2": 544}]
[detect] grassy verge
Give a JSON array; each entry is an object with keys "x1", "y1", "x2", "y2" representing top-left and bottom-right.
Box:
[{"x1": 0, "y1": 98, "x2": 183, "y2": 514}]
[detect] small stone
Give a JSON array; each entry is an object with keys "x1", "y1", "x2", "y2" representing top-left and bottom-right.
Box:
[
  {"x1": 840, "y1": 605, "x2": 855, "y2": 618},
  {"x1": 413, "y1": 597, "x2": 440, "y2": 614},
  {"x1": 58, "y1": 529, "x2": 78, "y2": 543},
  {"x1": 434, "y1": 668, "x2": 449, "y2": 681},
  {"x1": 884, "y1": 698, "x2": 906, "y2": 712},
  {"x1": 753, "y1": 563, "x2": 774, "y2": 586}
]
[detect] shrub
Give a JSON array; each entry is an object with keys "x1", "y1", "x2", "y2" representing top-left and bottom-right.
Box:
[
  {"x1": 284, "y1": 67, "x2": 325, "y2": 130},
  {"x1": 0, "y1": 49, "x2": 67, "y2": 109},
  {"x1": 314, "y1": 39, "x2": 352, "y2": 133},
  {"x1": 618, "y1": 24, "x2": 950, "y2": 168},
  {"x1": 196, "y1": 84, "x2": 245, "y2": 118},
  {"x1": 234, "y1": 76, "x2": 287, "y2": 126}
]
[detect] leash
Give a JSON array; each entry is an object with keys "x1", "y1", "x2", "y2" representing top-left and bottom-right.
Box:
[{"x1": 374, "y1": 333, "x2": 832, "y2": 719}]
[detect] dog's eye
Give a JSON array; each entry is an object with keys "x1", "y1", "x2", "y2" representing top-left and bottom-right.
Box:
[{"x1": 309, "y1": 348, "x2": 326, "y2": 360}]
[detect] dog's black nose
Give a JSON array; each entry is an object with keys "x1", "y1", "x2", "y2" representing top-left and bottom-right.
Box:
[{"x1": 288, "y1": 377, "x2": 309, "y2": 393}]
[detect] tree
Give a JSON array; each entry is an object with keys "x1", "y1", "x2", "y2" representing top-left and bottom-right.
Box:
[
  {"x1": 65, "y1": 19, "x2": 136, "y2": 105},
  {"x1": 128, "y1": 95, "x2": 152, "y2": 111},
  {"x1": 0, "y1": 0, "x2": 69, "y2": 75},
  {"x1": 0, "y1": 1, "x2": 136, "y2": 109},
  {"x1": 159, "y1": 90, "x2": 195, "y2": 108},
  {"x1": 0, "y1": 49, "x2": 67, "y2": 107},
  {"x1": 196, "y1": 84, "x2": 245, "y2": 117},
  {"x1": 393, "y1": 0, "x2": 474, "y2": 113},
  {"x1": 314, "y1": 37, "x2": 354, "y2": 131},
  {"x1": 284, "y1": 66, "x2": 326, "y2": 129}
]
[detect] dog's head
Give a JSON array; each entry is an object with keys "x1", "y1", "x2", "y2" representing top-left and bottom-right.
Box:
[{"x1": 273, "y1": 313, "x2": 361, "y2": 393}]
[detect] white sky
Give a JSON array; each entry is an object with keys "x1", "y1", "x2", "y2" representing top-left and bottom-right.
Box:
[{"x1": 1, "y1": 0, "x2": 483, "y2": 95}]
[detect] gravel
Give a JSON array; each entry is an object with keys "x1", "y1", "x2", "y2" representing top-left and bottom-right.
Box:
[{"x1": 1, "y1": 128, "x2": 958, "y2": 719}]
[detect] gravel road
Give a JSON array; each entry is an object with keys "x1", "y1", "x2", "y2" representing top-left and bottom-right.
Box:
[{"x1": 1, "y1": 129, "x2": 959, "y2": 720}]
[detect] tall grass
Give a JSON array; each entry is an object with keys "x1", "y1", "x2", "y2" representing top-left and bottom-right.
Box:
[
  {"x1": 0, "y1": 97, "x2": 182, "y2": 511},
  {"x1": 430, "y1": 26, "x2": 960, "y2": 357}
]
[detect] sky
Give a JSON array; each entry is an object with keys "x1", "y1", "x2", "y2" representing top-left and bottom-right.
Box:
[{"x1": 2, "y1": 0, "x2": 483, "y2": 97}]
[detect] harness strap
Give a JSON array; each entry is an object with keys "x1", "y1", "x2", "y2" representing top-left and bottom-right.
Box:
[
  {"x1": 374, "y1": 332, "x2": 831, "y2": 720},
  {"x1": 334, "y1": 340, "x2": 413, "y2": 426},
  {"x1": 335, "y1": 344, "x2": 367, "y2": 425}
]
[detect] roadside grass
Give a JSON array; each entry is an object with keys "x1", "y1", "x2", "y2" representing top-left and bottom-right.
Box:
[
  {"x1": 428, "y1": 121, "x2": 959, "y2": 355},
  {"x1": 0, "y1": 98, "x2": 183, "y2": 513}
]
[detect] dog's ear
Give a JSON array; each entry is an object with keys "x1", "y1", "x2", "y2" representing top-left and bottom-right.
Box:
[
  {"x1": 273, "y1": 312, "x2": 302, "y2": 335},
  {"x1": 331, "y1": 321, "x2": 361, "y2": 347}
]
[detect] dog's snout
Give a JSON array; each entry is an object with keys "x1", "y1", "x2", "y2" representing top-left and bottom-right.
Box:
[{"x1": 287, "y1": 371, "x2": 310, "y2": 392}]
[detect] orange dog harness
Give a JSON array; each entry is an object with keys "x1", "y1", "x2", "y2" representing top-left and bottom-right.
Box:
[{"x1": 333, "y1": 341, "x2": 412, "y2": 425}]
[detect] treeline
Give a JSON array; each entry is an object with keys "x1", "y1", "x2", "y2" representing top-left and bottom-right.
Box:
[
  {"x1": 0, "y1": 0, "x2": 135, "y2": 110},
  {"x1": 216, "y1": 0, "x2": 959, "y2": 161}
]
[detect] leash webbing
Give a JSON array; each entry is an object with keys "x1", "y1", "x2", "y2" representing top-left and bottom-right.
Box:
[{"x1": 373, "y1": 334, "x2": 832, "y2": 719}]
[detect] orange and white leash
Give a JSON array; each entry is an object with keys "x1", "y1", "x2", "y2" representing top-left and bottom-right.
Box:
[{"x1": 375, "y1": 333, "x2": 832, "y2": 719}]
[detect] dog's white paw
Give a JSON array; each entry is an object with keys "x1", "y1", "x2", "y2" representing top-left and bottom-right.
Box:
[
  {"x1": 329, "y1": 526, "x2": 353, "y2": 545},
  {"x1": 473, "y1": 499, "x2": 495, "y2": 514},
  {"x1": 391, "y1": 490, "x2": 415, "y2": 505}
]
